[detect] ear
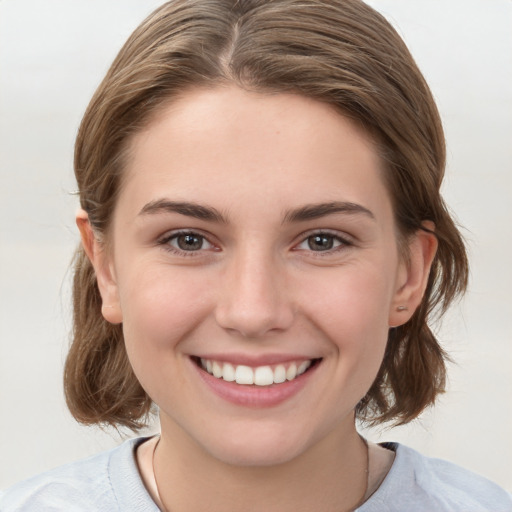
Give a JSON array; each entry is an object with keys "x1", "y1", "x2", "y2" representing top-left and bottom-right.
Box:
[
  {"x1": 76, "y1": 209, "x2": 123, "y2": 324},
  {"x1": 388, "y1": 222, "x2": 438, "y2": 327}
]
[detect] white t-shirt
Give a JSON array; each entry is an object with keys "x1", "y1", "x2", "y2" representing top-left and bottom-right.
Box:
[{"x1": 1, "y1": 437, "x2": 511, "y2": 511}]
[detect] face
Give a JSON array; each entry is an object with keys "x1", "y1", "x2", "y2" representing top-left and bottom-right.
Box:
[{"x1": 86, "y1": 86, "x2": 432, "y2": 466}]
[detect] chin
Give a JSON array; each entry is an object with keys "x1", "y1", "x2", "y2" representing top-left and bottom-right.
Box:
[
  {"x1": 209, "y1": 441, "x2": 304, "y2": 468},
  {"x1": 197, "y1": 421, "x2": 322, "y2": 468}
]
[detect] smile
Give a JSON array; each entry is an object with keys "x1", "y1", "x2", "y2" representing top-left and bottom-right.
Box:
[
  {"x1": 192, "y1": 356, "x2": 322, "y2": 407},
  {"x1": 199, "y1": 358, "x2": 317, "y2": 386}
]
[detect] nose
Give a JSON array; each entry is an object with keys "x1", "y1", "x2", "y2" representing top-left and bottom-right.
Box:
[{"x1": 214, "y1": 246, "x2": 294, "y2": 338}]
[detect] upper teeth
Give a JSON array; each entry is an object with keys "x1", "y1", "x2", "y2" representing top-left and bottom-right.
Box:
[{"x1": 200, "y1": 359, "x2": 312, "y2": 386}]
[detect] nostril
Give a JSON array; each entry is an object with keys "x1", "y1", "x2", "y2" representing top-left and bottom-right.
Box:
[{"x1": 215, "y1": 306, "x2": 295, "y2": 339}]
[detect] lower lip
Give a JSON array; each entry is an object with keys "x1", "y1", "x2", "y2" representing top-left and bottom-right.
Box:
[{"x1": 193, "y1": 360, "x2": 320, "y2": 408}]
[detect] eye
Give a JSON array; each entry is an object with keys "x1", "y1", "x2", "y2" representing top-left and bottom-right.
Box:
[
  {"x1": 161, "y1": 231, "x2": 215, "y2": 253},
  {"x1": 306, "y1": 234, "x2": 337, "y2": 251},
  {"x1": 295, "y1": 232, "x2": 351, "y2": 252}
]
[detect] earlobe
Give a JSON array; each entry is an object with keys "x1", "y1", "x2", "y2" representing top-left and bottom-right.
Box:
[
  {"x1": 76, "y1": 209, "x2": 123, "y2": 325},
  {"x1": 388, "y1": 222, "x2": 438, "y2": 327}
]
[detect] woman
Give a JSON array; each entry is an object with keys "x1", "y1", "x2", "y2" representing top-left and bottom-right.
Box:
[{"x1": 2, "y1": 0, "x2": 511, "y2": 510}]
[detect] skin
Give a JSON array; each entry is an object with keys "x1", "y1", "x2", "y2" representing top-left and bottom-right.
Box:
[{"x1": 78, "y1": 86, "x2": 437, "y2": 511}]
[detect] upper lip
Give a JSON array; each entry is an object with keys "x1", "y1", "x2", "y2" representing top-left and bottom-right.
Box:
[{"x1": 191, "y1": 353, "x2": 320, "y2": 367}]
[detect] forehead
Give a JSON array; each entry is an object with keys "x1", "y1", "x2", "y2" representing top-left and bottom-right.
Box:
[{"x1": 119, "y1": 86, "x2": 391, "y2": 222}]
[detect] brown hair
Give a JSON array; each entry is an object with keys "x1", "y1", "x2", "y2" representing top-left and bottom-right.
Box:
[{"x1": 65, "y1": 0, "x2": 468, "y2": 430}]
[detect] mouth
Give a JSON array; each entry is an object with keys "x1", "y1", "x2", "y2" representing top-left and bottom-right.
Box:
[{"x1": 193, "y1": 356, "x2": 322, "y2": 386}]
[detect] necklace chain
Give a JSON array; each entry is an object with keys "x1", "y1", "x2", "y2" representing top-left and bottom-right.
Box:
[
  {"x1": 151, "y1": 436, "x2": 369, "y2": 512},
  {"x1": 152, "y1": 437, "x2": 168, "y2": 512}
]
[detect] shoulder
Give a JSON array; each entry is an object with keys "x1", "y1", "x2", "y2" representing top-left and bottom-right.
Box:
[
  {"x1": 0, "y1": 437, "x2": 158, "y2": 512},
  {"x1": 360, "y1": 443, "x2": 512, "y2": 512}
]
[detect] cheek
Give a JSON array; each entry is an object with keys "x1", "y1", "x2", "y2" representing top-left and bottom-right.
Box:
[
  {"x1": 117, "y1": 265, "x2": 215, "y2": 402},
  {"x1": 298, "y1": 263, "x2": 395, "y2": 381},
  {"x1": 304, "y1": 264, "x2": 394, "y2": 338},
  {"x1": 118, "y1": 264, "x2": 212, "y2": 352}
]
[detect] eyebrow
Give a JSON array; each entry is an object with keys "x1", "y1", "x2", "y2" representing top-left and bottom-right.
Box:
[
  {"x1": 139, "y1": 199, "x2": 374, "y2": 224},
  {"x1": 139, "y1": 199, "x2": 227, "y2": 223},
  {"x1": 283, "y1": 201, "x2": 375, "y2": 223}
]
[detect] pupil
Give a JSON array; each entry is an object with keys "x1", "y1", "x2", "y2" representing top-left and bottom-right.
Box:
[
  {"x1": 309, "y1": 235, "x2": 333, "y2": 251},
  {"x1": 178, "y1": 234, "x2": 202, "y2": 251}
]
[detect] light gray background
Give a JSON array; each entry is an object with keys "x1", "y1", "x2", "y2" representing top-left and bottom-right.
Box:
[{"x1": 1, "y1": 0, "x2": 511, "y2": 491}]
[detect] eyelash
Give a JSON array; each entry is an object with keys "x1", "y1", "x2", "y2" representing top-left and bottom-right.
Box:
[
  {"x1": 157, "y1": 229, "x2": 353, "y2": 257},
  {"x1": 293, "y1": 230, "x2": 353, "y2": 256},
  {"x1": 157, "y1": 230, "x2": 217, "y2": 257}
]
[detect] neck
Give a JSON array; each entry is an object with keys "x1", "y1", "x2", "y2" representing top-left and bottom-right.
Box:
[{"x1": 153, "y1": 415, "x2": 368, "y2": 512}]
